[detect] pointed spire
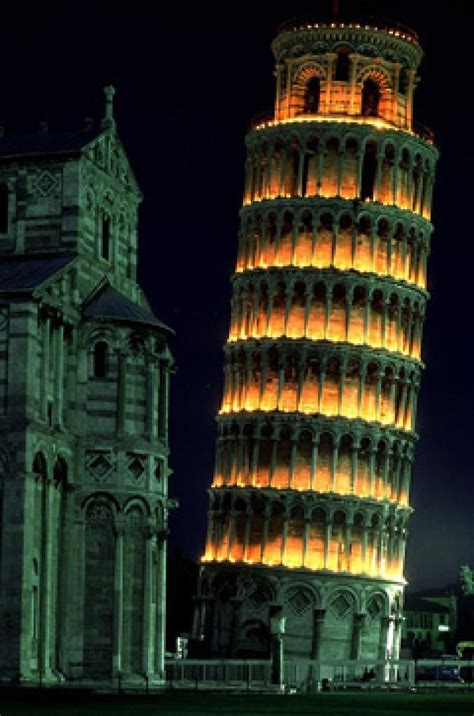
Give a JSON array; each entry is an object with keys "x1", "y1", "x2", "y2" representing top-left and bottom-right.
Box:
[{"x1": 101, "y1": 85, "x2": 116, "y2": 129}]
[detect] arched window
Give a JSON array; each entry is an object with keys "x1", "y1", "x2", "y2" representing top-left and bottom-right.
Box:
[
  {"x1": 361, "y1": 142, "x2": 378, "y2": 200},
  {"x1": 304, "y1": 77, "x2": 320, "y2": 114},
  {"x1": 362, "y1": 79, "x2": 381, "y2": 117},
  {"x1": 93, "y1": 341, "x2": 108, "y2": 378},
  {"x1": 101, "y1": 215, "x2": 110, "y2": 260},
  {"x1": 335, "y1": 50, "x2": 350, "y2": 81},
  {"x1": 0, "y1": 183, "x2": 8, "y2": 234}
]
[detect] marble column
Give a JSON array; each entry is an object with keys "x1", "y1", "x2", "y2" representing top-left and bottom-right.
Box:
[
  {"x1": 311, "y1": 608, "x2": 326, "y2": 660},
  {"x1": 350, "y1": 613, "x2": 366, "y2": 659},
  {"x1": 116, "y1": 351, "x2": 127, "y2": 437},
  {"x1": 55, "y1": 322, "x2": 64, "y2": 429},
  {"x1": 113, "y1": 520, "x2": 124, "y2": 676},
  {"x1": 142, "y1": 526, "x2": 155, "y2": 676},
  {"x1": 41, "y1": 316, "x2": 51, "y2": 421},
  {"x1": 155, "y1": 528, "x2": 167, "y2": 679}
]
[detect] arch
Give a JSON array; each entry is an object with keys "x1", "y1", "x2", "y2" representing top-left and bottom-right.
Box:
[
  {"x1": 322, "y1": 588, "x2": 357, "y2": 659},
  {"x1": 358, "y1": 65, "x2": 392, "y2": 91},
  {"x1": 294, "y1": 62, "x2": 326, "y2": 83},
  {"x1": 284, "y1": 584, "x2": 317, "y2": 658},
  {"x1": 84, "y1": 496, "x2": 115, "y2": 676},
  {"x1": 237, "y1": 619, "x2": 270, "y2": 657},
  {"x1": 326, "y1": 586, "x2": 358, "y2": 612},
  {"x1": 92, "y1": 340, "x2": 108, "y2": 378},
  {"x1": 123, "y1": 495, "x2": 151, "y2": 516},
  {"x1": 81, "y1": 491, "x2": 121, "y2": 515}
]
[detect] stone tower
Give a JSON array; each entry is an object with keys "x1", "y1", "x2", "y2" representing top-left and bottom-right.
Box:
[
  {"x1": 0, "y1": 89, "x2": 173, "y2": 685},
  {"x1": 194, "y1": 19, "x2": 438, "y2": 662}
]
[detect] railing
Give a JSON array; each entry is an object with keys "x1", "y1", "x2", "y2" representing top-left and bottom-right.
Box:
[
  {"x1": 165, "y1": 659, "x2": 273, "y2": 690},
  {"x1": 285, "y1": 659, "x2": 415, "y2": 691},
  {"x1": 249, "y1": 111, "x2": 435, "y2": 144},
  {"x1": 165, "y1": 658, "x2": 474, "y2": 692}
]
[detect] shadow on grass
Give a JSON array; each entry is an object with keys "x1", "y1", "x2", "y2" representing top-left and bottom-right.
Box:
[{"x1": 1, "y1": 690, "x2": 474, "y2": 716}]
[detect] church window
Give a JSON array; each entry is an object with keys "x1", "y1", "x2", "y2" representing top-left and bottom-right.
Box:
[
  {"x1": 93, "y1": 341, "x2": 108, "y2": 378},
  {"x1": 101, "y1": 215, "x2": 111, "y2": 260},
  {"x1": 0, "y1": 183, "x2": 8, "y2": 234},
  {"x1": 362, "y1": 79, "x2": 381, "y2": 117}
]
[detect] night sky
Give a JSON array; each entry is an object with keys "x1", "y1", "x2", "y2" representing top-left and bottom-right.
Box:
[{"x1": 3, "y1": 0, "x2": 472, "y2": 591}]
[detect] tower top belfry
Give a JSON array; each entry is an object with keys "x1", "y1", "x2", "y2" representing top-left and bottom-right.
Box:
[{"x1": 268, "y1": 18, "x2": 424, "y2": 135}]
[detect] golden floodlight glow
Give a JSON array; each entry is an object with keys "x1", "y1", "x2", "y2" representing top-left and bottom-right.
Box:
[
  {"x1": 251, "y1": 114, "x2": 431, "y2": 142},
  {"x1": 197, "y1": 19, "x2": 437, "y2": 635}
]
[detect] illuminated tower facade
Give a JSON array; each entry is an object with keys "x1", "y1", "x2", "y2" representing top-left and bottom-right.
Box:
[{"x1": 194, "y1": 20, "x2": 438, "y2": 661}]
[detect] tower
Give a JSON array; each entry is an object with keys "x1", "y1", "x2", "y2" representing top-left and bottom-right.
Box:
[
  {"x1": 0, "y1": 90, "x2": 173, "y2": 685},
  {"x1": 194, "y1": 19, "x2": 438, "y2": 662}
]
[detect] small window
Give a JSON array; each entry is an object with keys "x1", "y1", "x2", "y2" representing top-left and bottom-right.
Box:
[
  {"x1": 101, "y1": 215, "x2": 110, "y2": 260},
  {"x1": 0, "y1": 183, "x2": 8, "y2": 234},
  {"x1": 335, "y1": 50, "x2": 350, "y2": 82},
  {"x1": 362, "y1": 79, "x2": 381, "y2": 117},
  {"x1": 304, "y1": 77, "x2": 320, "y2": 114},
  {"x1": 93, "y1": 341, "x2": 108, "y2": 378}
]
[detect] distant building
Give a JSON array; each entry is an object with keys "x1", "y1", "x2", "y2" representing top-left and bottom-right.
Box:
[
  {"x1": 402, "y1": 590, "x2": 457, "y2": 657},
  {"x1": 0, "y1": 89, "x2": 174, "y2": 686}
]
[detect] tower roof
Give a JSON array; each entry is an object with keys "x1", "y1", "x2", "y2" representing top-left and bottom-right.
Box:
[{"x1": 0, "y1": 255, "x2": 74, "y2": 292}]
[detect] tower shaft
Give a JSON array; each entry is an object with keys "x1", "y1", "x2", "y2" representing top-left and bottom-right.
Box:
[{"x1": 195, "y1": 19, "x2": 438, "y2": 662}]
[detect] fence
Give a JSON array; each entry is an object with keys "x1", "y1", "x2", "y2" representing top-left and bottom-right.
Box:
[
  {"x1": 165, "y1": 660, "x2": 273, "y2": 690},
  {"x1": 165, "y1": 657, "x2": 474, "y2": 692}
]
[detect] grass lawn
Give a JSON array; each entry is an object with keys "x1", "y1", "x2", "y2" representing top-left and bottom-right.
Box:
[{"x1": 1, "y1": 691, "x2": 474, "y2": 716}]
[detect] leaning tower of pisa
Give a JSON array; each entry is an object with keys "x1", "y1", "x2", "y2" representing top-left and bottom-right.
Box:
[{"x1": 193, "y1": 18, "x2": 438, "y2": 662}]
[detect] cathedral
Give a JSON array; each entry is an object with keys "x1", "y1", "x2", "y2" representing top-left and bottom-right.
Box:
[
  {"x1": 0, "y1": 88, "x2": 173, "y2": 685},
  {"x1": 194, "y1": 19, "x2": 438, "y2": 663}
]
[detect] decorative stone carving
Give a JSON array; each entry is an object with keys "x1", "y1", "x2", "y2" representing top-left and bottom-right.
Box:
[
  {"x1": 127, "y1": 453, "x2": 146, "y2": 483},
  {"x1": 32, "y1": 169, "x2": 61, "y2": 197},
  {"x1": 86, "y1": 451, "x2": 115, "y2": 483}
]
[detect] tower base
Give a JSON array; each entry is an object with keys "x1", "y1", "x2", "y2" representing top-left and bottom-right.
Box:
[{"x1": 193, "y1": 563, "x2": 404, "y2": 662}]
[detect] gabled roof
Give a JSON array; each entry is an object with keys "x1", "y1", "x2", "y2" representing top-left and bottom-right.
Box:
[
  {"x1": 0, "y1": 255, "x2": 74, "y2": 292},
  {"x1": 82, "y1": 284, "x2": 173, "y2": 334},
  {"x1": 0, "y1": 126, "x2": 104, "y2": 159}
]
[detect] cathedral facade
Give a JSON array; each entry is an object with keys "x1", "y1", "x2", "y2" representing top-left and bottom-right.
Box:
[
  {"x1": 0, "y1": 89, "x2": 173, "y2": 685},
  {"x1": 194, "y1": 20, "x2": 438, "y2": 662}
]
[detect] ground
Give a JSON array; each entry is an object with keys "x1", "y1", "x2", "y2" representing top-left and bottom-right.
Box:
[{"x1": 1, "y1": 691, "x2": 474, "y2": 716}]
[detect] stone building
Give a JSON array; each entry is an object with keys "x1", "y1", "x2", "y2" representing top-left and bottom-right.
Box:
[
  {"x1": 402, "y1": 591, "x2": 456, "y2": 657},
  {"x1": 0, "y1": 88, "x2": 173, "y2": 685},
  {"x1": 193, "y1": 19, "x2": 438, "y2": 661}
]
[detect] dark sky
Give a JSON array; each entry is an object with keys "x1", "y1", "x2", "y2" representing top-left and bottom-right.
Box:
[{"x1": 3, "y1": 0, "x2": 472, "y2": 591}]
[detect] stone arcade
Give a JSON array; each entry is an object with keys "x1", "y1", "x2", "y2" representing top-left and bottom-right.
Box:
[
  {"x1": 0, "y1": 89, "x2": 173, "y2": 685},
  {"x1": 193, "y1": 20, "x2": 438, "y2": 661}
]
